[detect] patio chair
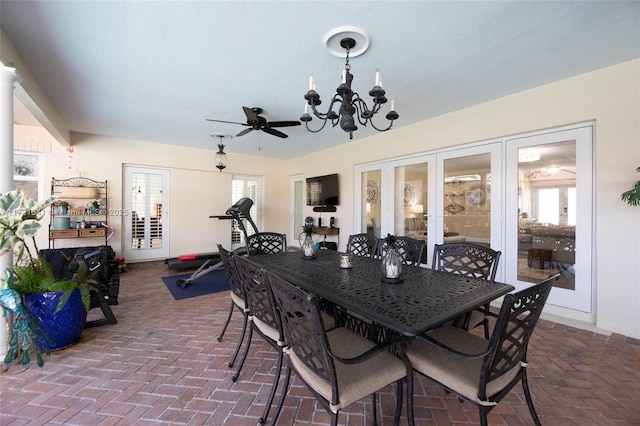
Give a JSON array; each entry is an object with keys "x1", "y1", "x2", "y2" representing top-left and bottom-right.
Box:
[
  {"x1": 431, "y1": 242, "x2": 502, "y2": 338},
  {"x1": 232, "y1": 255, "x2": 284, "y2": 424},
  {"x1": 246, "y1": 232, "x2": 287, "y2": 256},
  {"x1": 405, "y1": 274, "x2": 557, "y2": 426},
  {"x1": 265, "y1": 269, "x2": 413, "y2": 426},
  {"x1": 378, "y1": 235, "x2": 425, "y2": 267},
  {"x1": 215, "y1": 244, "x2": 249, "y2": 369},
  {"x1": 346, "y1": 233, "x2": 379, "y2": 258}
]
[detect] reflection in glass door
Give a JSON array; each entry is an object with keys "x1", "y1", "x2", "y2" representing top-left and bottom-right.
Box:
[
  {"x1": 516, "y1": 141, "x2": 576, "y2": 290},
  {"x1": 437, "y1": 144, "x2": 503, "y2": 271},
  {"x1": 360, "y1": 168, "x2": 383, "y2": 238},
  {"x1": 442, "y1": 153, "x2": 492, "y2": 246},
  {"x1": 505, "y1": 126, "x2": 592, "y2": 312}
]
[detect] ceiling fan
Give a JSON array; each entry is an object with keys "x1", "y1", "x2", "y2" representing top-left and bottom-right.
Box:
[{"x1": 206, "y1": 106, "x2": 301, "y2": 139}]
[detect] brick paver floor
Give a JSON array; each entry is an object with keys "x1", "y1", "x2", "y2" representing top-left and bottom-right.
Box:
[{"x1": 1, "y1": 260, "x2": 639, "y2": 425}]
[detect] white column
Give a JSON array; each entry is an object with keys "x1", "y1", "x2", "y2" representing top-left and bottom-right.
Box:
[{"x1": 0, "y1": 65, "x2": 22, "y2": 365}]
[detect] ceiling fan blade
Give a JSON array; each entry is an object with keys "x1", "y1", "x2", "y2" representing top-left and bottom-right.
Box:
[
  {"x1": 236, "y1": 128, "x2": 254, "y2": 137},
  {"x1": 262, "y1": 127, "x2": 288, "y2": 138},
  {"x1": 266, "y1": 120, "x2": 301, "y2": 128},
  {"x1": 206, "y1": 118, "x2": 248, "y2": 126},
  {"x1": 242, "y1": 106, "x2": 259, "y2": 124}
]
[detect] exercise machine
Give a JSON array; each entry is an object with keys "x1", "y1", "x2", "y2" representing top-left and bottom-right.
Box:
[{"x1": 168, "y1": 198, "x2": 259, "y2": 288}]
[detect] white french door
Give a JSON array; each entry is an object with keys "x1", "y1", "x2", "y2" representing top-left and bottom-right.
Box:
[
  {"x1": 504, "y1": 125, "x2": 593, "y2": 312},
  {"x1": 123, "y1": 166, "x2": 170, "y2": 261},
  {"x1": 291, "y1": 175, "x2": 304, "y2": 248},
  {"x1": 355, "y1": 144, "x2": 501, "y2": 268},
  {"x1": 435, "y1": 143, "x2": 503, "y2": 275}
]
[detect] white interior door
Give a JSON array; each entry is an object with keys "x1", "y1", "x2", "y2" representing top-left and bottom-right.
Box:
[
  {"x1": 123, "y1": 166, "x2": 170, "y2": 261},
  {"x1": 504, "y1": 125, "x2": 593, "y2": 312}
]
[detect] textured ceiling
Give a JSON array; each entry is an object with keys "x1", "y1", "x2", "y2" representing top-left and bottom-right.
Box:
[{"x1": 3, "y1": 1, "x2": 640, "y2": 159}]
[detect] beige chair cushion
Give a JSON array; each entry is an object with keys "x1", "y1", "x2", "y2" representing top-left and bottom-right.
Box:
[
  {"x1": 288, "y1": 327, "x2": 406, "y2": 412},
  {"x1": 321, "y1": 310, "x2": 336, "y2": 330},
  {"x1": 252, "y1": 316, "x2": 282, "y2": 343},
  {"x1": 253, "y1": 309, "x2": 334, "y2": 345},
  {"x1": 406, "y1": 325, "x2": 520, "y2": 406},
  {"x1": 452, "y1": 309, "x2": 486, "y2": 330},
  {"x1": 231, "y1": 292, "x2": 247, "y2": 312}
]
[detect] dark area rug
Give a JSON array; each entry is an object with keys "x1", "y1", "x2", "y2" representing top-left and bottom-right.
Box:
[{"x1": 161, "y1": 269, "x2": 230, "y2": 300}]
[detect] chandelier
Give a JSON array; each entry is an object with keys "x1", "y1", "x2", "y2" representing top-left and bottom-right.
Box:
[
  {"x1": 300, "y1": 28, "x2": 398, "y2": 140},
  {"x1": 211, "y1": 133, "x2": 232, "y2": 172}
]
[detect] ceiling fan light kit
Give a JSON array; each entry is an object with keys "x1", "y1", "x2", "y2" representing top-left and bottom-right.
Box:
[
  {"x1": 301, "y1": 27, "x2": 399, "y2": 139},
  {"x1": 211, "y1": 133, "x2": 232, "y2": 172}
]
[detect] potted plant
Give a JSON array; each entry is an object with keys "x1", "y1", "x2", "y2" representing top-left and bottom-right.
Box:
[
  {"x1": 90, "y1": 199, "x2": 100, "y2": 215},
  {"x1": 621, "y1": 166, "x2": 640, "y2": 207},
  {"x1": 0, "y1": 190, "x2": 93, "y2": 368},
  {"x1": 53, "y1": 200, "x2": 69, "y2": 215}
]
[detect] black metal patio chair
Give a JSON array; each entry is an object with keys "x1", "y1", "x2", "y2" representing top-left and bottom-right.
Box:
[
  {"x1": 405, "y1": 274, "x2": 557, "y2": 426},
  {"x1": 215, "y1": 244, "x2": 249, "y2": 369},
  {"x1": 266, "y1": 269, "x2": 413, "y2": 426},
  {"x1": 432, "y1": 242, "x2": 502, "y2": 338},
  {"x1": 245, "y1": 232, "x2": 287, "y2": 256},
  {"x1": 346, "y1": 233, "x2": 379, "y2": 258}
]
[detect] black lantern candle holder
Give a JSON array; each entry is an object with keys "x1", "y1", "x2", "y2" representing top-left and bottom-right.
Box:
[
  {"x1": 381, "y1": 234, "x2": 403, "y2": 283},
  {"x1": 301, "y1": 225, "x2": 317, "y2": 259}
]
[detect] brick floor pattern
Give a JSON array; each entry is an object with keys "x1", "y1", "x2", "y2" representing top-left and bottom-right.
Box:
[{"x1": 1, "y1": 260, "x2": 639, "y2": 425}]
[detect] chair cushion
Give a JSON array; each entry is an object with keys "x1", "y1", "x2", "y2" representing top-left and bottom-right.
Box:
[
  {"x1": 252, "y1": 316, "x2": 281, "y2": 343},
  {"x1": 406, "y1": 325, "x2": 520, "y2": 406},
  {"x1": 231, "y1": 292, "x2": 247, "y2": 313},
  {"x1": 288, "y1": 327, "x2": 406, "y2": 412},
  {"x1": 452, "y1": 309, "x2": 486, "y2": 330},
  {"x1": 321, "y1": 310, "x2": 336, "y2": 330}
]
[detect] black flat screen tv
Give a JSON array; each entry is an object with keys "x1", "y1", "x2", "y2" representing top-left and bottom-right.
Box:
[{"x1": 306, "y1": 173, "x2": 339, "y2": 206}]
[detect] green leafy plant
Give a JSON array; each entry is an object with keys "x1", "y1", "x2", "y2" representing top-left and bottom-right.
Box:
[
  {"x1": 0, "y1": 190, "x2": 95, "y2": 368},
  {"x1": 0, "y1": 190, "x2": 93, "y2": 309},
  {"x1": 621, "y1": 166, "x2": 640, "y2": 207}
]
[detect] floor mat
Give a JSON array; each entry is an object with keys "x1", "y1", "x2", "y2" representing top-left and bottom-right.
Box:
[{"x1": 161, "y1": 269, "x2": 230, "y2": 300}]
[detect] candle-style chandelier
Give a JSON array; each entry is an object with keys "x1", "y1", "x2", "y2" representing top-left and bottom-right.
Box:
[{"x1": 300, "y1": 27, "x2": 398, "y2": 140}]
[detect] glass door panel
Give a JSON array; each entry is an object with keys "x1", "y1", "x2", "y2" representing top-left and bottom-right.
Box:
[
  {"x1": 124, "y1": 166, "x2": 170, "y2": 261},
  {"x1": 361, "y1": 169, "x2": 383, "y2": 238},
  {"x1": 505, "y1": 126, "x2": 592, "y2": 312},
  {"x1": 442, "y1": 153, "x2": 492, "y2": 246},
  {"x1": 393, "y1": 163, "x2": 428, "y2": 240},
  {"x1": 436, "y1": 143, "x2": 502, "y2": 275}
]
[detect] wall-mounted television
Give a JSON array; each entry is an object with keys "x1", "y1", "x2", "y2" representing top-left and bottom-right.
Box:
[{"x1": 306, "y1": 173, "x2": 339, "y2": 206}]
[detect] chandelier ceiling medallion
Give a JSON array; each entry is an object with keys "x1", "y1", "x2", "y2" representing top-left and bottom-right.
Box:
[
  {"x1": 211, "y1": 133, "x2": 232, "y2": 172},
  {"x1": 300, "y1": 26, "x2": 398, "y2": 140}
]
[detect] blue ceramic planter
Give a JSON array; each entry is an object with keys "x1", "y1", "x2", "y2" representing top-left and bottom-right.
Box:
[{"x1": 23, "y1": 289, "x2": 87, "y2": 350}]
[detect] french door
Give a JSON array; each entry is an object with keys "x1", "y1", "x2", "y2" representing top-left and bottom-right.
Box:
[
  {"x1": 123, "y1": 166, "x2": 170, "y2": 261},
  {"x1": 356, "y1": 125, "x2": 592, "y2": 311},
  {"x1": 291, "y1": 175, "x2": 304, "y2": 249},
  {"x1": 504, "y1": 125, "x2": 593, "y2": 312},
  {"x1": 355, "y1": 143, "x2": 501, "y2": 268}
]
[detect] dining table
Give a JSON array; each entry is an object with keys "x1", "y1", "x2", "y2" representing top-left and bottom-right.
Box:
[{"x1": 248, "y1": 249, "x2": 515, "y2": 338}]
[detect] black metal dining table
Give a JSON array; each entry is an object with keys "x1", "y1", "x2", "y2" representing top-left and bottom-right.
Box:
[{"x1": 249, "y1": 250, "x2": 515, "y2": 338}]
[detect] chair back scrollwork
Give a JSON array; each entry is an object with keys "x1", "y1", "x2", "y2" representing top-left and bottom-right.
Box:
[{"x1": 246, "y1": 232, "x2": 287, "y2": 256}]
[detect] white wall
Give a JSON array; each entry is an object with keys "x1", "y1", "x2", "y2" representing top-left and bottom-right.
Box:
[
  {"x1": 16, "y1": 59, "x2": 640, "y2": 339},
  {"x1": 37, "y1": 133, "x2": 290, "y2": 259},
  {"x1": 288, "y1": 59, "x2": 640, "y2": 339}
]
